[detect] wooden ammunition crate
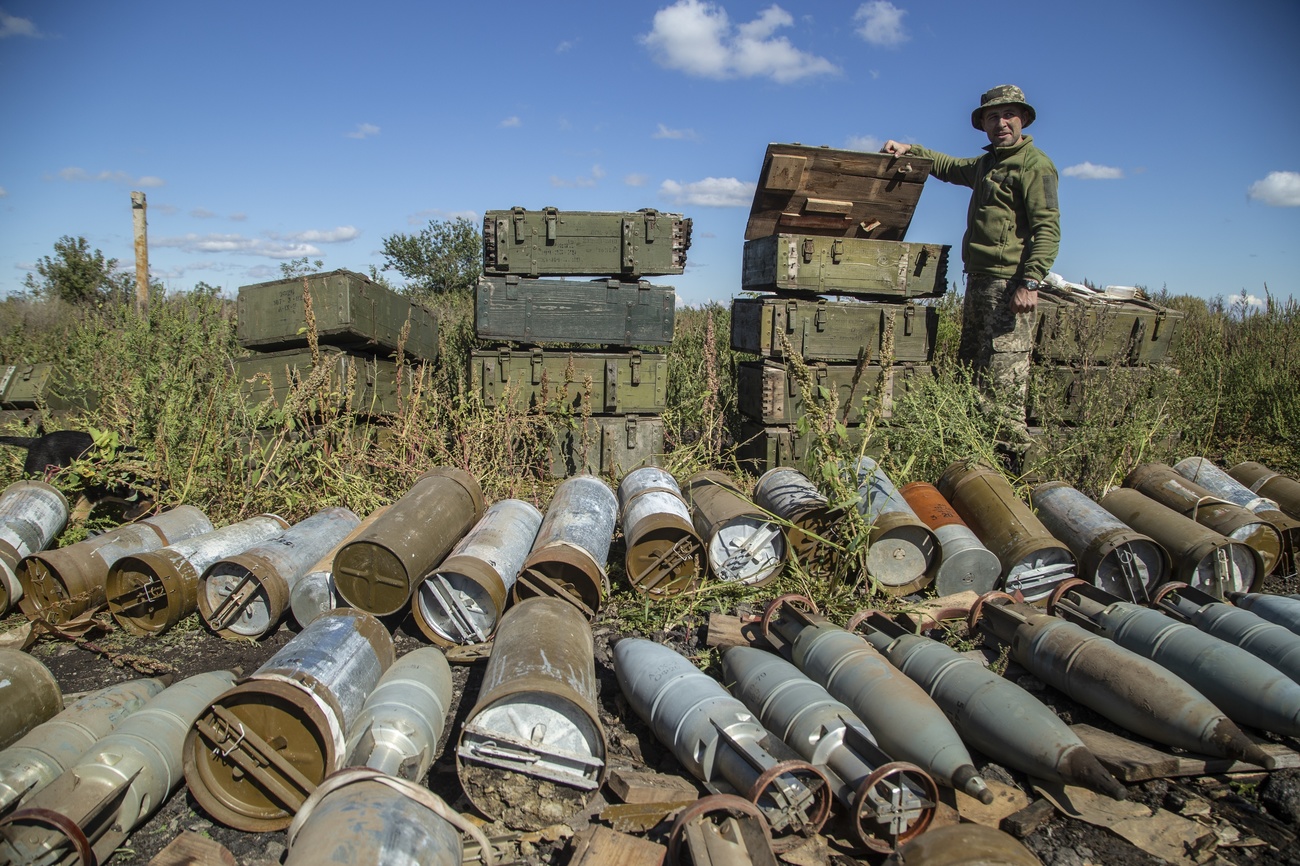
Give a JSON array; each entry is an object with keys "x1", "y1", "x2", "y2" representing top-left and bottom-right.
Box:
[
  {"x1": 0, "y1": 363, "x2": 97, "y2": 411},
  {"x1": 1034, "y1": 292, "x2": 1185, "y2": 365},
  {"x1": 730, "y1": 297, "x2": 937, "y2": 363},
  {"x1": 471, "y1": 348, "x2": 669, "y2": 415},
  {"x1": 734, "y1": 418, "x2": 881, "y2": 476},
  {"x1": 475, "y1": 276, "x2": 675, "y2": 346},
  {"x1": 546, "y1": 414, "x2": 664, "y2": 479},
  {"x1": 483, "y1": 207, "x2": 691, "y2": 277},
  {"x1": 737, "y1": 360, "x2": 934, "y2": 425},
  {"x1": 741, "y1": 234, "x2": 948, "y2": 298},
  {"x1": 236, "y1": 347, "x2": 415, "y2": 418},
  {"x1": 1027, "y1": 363, "x2": 1177, "y2": 424}
]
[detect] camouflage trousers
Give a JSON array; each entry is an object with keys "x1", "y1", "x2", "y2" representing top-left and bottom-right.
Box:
[{"x1": 959, "y1": 273, "x2": 1035, "y2": 445}]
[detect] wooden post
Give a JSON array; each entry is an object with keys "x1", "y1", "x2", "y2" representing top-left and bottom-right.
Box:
[{"x1": 131, "y1": 191, "x2": 149, "y2": 314}]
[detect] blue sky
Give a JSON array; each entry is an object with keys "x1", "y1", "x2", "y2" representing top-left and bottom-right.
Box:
[{"x1": 1, "y1": 0, "x2": 1297, "y2": 308}]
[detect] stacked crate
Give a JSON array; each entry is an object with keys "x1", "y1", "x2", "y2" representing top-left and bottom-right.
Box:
[
  {"x1": 234, "y1": 269, "x2": 438, "y2": 419},
  {"x1": 475, "y1": 207, "x2": 691, "y2": 478},
  {"x1": 731, "y1": 144, "x2": 950, "y2": 474},
  {"x1": 0, "y1": 362, "x2": 97, "y2": 431}
]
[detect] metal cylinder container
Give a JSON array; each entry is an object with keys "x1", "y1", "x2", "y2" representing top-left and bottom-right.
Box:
[
  {"x1": 346, "y1": 647, "x2": 453, "y2": 781},
  {"x1": 0, "y1": 481, "x2": 68, "y2": 616},
  {"x1": 1229, "y1": 461, "x2": 1300, "y2": 521},
  {"x1": 184, "y1": 608, "x2": 396, "y2": 831},
  {"x1": 1177, "y1": 457, "x2": 1300, "y2": 577},
  {"x1": 754, "y1": 467, "x2": 844, "y2": 579},
  {"x1": 1154, "y1": 583, "x2": 1300, "y2": 685},
  {"x1": 882, "y1": 824, "x2": 1043, "y2": 866},
  {"x1": 1124, "y1": 462, "x2": 1283, "y2": 577},
  {"x1": 412, "y1": 499, "x2": 543, "y2": 645},
  {"x1": 511, "y1": 475, "x2": 617, "y2": 619},
  {"x1": 334, "y1": 468, "x2": 485, "y2": 616},
  {"x1": 105, "y1": 513, "x2": 290, "y2": 636},
  {"x1": 0, "y1": 670, "x2": 235, "y2": 866},
  {"x1": 684, "y1": 470, "x2": 787, "y2": 587},
  {"x1": 936, "y1": 461, "x2": 1075, "y2": 602},
  {"x1": 1227, "y1": 591, "x2": 1300, "y2": 636},
  {"x1": 291, "y1": 505, "x2": 390, "y2": 629},
  {"x1": 1099, "y1": 488, "x2": 1260, "y2": 598},
  {"x1": 0, "y1": 677, "x2": 168, "y2": 816},
  {"x1": 0, "y1": 649, "x2": 62, "y2": 752},
  {"x1": 198, "y1": 506, "x2": 361, "y2": 640},
  {"x1": 17, "y1": 504, "x2": 214, "y2": 624},
  {"x1": 855, "y1": 458, "x2": 940, "y2": 596},
  {"x1": 618, "y1": 467, "x2": 704, "y2": 597},
  {"x1": 457, "y1": 596, "x2": 606, "y2": 831},
  {"x1": 899, "y1": 482, "x2": 1001, "y2": 597},
  {"x1": 1031, "y1": 482, "x2": 1169, "y2": 602}
]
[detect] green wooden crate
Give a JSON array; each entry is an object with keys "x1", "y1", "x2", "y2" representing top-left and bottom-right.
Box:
[
  {"x1": 475, "y1": 276, "x2": 675, "y2": 346},
  {"x1": 737, "y1": 360, "x2": 934, "y2": 425},
  {"x1": 0, "y1": 364, "x2": 98, "y2": 411},
  {"x1": 471, "y1": 348, "x2": 669, "y2": 415},
  {"x1": 236, "y1": 347, "x2": 416, "y2": 418},
  {"x1": 483, "y1": 207, "x2": 691, "y2": 277},
  {"x1": 1027, "y1": 363, "x2": 1177, "y2": 424},
  {"x1": 545, "y1": 414, "x2": 664, "y2": 479},
  {"x1": 734, "y1": 418, "x2": 882, "y2": 476},
  {"x1": 1034, "y1": 292, "x2": 1185, "y2": 365},
  {"x1": 730, "y1": 297, "x2": 937, "y2": 363},
  {"x1": 236, "y1": 269, "x2": 439, "y2": 362},
  {"x1": 742, "y1": 235, "x2": 949, "y2": 299}
]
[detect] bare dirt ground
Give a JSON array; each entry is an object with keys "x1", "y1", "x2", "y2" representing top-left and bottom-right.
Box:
[{"x1": 6, "y1": 567, "x2": 1300, "y2": 866}]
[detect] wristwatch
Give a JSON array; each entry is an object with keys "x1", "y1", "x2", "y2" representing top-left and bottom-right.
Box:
[{"x1": 1020, "y1": 279, "x2": 1040, "y2": 291}]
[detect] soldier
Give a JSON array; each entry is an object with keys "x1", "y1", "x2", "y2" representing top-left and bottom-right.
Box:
[{"x1": 881, "y1": 85, "x2": 1059, "y2": 460}]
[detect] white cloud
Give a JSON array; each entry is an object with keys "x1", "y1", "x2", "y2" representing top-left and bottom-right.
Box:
[
  {"x1": 1247, "y1": 171, "x2": 1300, "y2": 207},
  {"x1": 845, "y1": 134, "x2": 883, "y2": 152},
  {"x1": 0, "y1": 186, "x2": 7, "y2": 198},
  {"x1": 642, "y1": 0, "x2": 838, "y2": 83},
  {"x1": 270, "y1": 226, "x2": 361, "y2": 243},
  {"x1": 624, "y1": 173, "x2": 649, "y2": 187},
  {"x1": 653, "y1": 123, "x2": 697, "y2": 141},
  {"x1": 854, "y1": 1, "x2": 908, "y2": 47},
  {"x1": 346, "y1": 123, "x2": 380, "y2": 139},
  {"x1": 230, "y1": 212, "x2": 247, "y2": 222},
  {"x1": 191, "y1": 208, "x2": 216, "y2": 219},
  {"x1": 1232, "y1": 293, "x2": 1265, "y2": 313},
  {"x1": 55, "y1": 167, "x2": 166, "y2": 187},
  {"x1": 551, "y1": 165, "x2": 606, "y2": 188},
  {"x1": 153, "y1": 233, "x2": 322, "y2": 259},
  {"x1": 499, "y1": 116, "x2": 522, "y2": 128},
  {"x1": 1063, "y1": 162, "x2": 1124, "y2": 180},
  {"x1": 0, "y1": 12, "x2": 39, "y2": 38},
  {"x1": 660, "y1": 176, "x2": 755, "y2": 207},
  {"x1": 137, "y1": 176, "x2": 165, "y2": 188},
  {"x1": 556, "y1": 39, "x2": 577, "y2": 53}
]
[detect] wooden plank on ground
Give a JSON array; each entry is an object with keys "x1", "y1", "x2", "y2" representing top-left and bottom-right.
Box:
[
  {"x1": 1073, "y1": 724, "x2": 1297, "y2": 782},
  {"x1": 149, "y1": 832, "x2": 237, "y2": 866},
  {"x1": 894, "y1": 591, "x2": 980, "y2": 633},
  {"x1": 607, "y1": 768, "x2": 699, "y2": 804},
  {"x1": 568, "y1": 826, "x2": 666, "y2": 865},
  {"x1": 705, "y1": 613, "x2": 773, "y2": 651}
]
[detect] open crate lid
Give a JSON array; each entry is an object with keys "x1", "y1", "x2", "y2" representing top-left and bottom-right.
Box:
[{"x1": 744, "y1": 143, "x2": 934, "y2": 241}]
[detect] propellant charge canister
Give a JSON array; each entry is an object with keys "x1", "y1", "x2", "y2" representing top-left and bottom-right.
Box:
[
  {"x1": 1177, "y1": 457, "x2": 1300, "y2": 576},
  {"x1": 754, "y1": 467, "x2": 843, "y2": 579},
  {"x1": 618, "y1": 467, "x2": 704, "y2": 597},
  {"x1": 290, "y1": 505, "x2": 390, "y2": 629},
  {"x1": 855, "y1": 457, "x2": 939, "y2": 596},
  {"x1": 0, "y1": 480, "x2": 68, "y2": 617},
  {"x1": 511, "y1": 475, "x2": 617, "y2": 619},
  {"x1": 899, "y1": 482, "x2": 1001, "y2": 597},
  {"x1": 684, "y1": 470, "x2": 787, "y2": 587},
  {"x1": 1229, "y1": 461, "x2": 1300, "y2": 521},
  {"x1": 0, "y1": 649, "x2": 62, "y2": 752}
]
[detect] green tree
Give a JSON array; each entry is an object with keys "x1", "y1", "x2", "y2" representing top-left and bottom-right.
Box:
[
  {"x1": 380, "y1": 216, "x2": 481, "y2": 298},
  {"x1": 22, "y1": 235, "x2": 134, "y2": 305},
  {"x1": 278, "y1": 257, "x2": 324, "y2": 279}
]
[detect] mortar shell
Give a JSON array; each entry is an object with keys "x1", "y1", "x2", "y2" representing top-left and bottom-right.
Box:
[
  {"x1": 936, "y1": 461, "x2": 1075, "y2": 602},
  {"x1": 1156, "y1": 584, "x2": 1300, "y2": 686},
  {"x1": 1125, "y1": 463, "x2": 1282, "y2": 576},
  {"x1": 457, "y1": 597, "x2": 606, "y2": 831},
  {"x1": 291, "y1": 504, "x2": 390, "y2": 629},
  {"x1": 184, "y1": 608, "x2": 395, "y2": 831},
  {"x1": 345, "y1": 648, "x2": 453, "y2": 781},
  {"x1": 0, "y1": 481, "x2": 69, "y2": 616},
  {"x1": 1031, "y1": 482, "x2": 1169, "y2": 602},
  {"x1": 106, "y1": 514, "x2": 290, "y2": 637},
  {"x1": 619, "y1": 467, "x2": 704, "y2": 597},
  {"x1": 900, "y1": 482, "x2": 1002, "y2": 596},
  {"x1": 198, "y1": 507, "x2": 361, "y2": 640},
  {"x1": 0, "y1": 650, "x2": 62, "y2": 752},
  {"x1": 413, "y1": 499, "x2": 542, "y2": 645},
  {"x1": 334, "y1": 467, "x2": 485, "y2": 616},
  {"x1": 1228, "y1": 592, "x2": 1300, "y2": 636},
  {"x1": 1099, "y1": 488, "x2": 1261, "y2": 597},
  {"x1": 1229, "y1": 461, "x2": 1300, "y2": 521},
  {"x1": 17, "y1": 504, "x2": 213, "y2": 624},
  {"x1": 684, "y1": 470, "x2": 787, "y2": 586},
  {"x1": 754, "y1": 467, "x2": 844, "y2": 579},
  {"x1": 512, "y1": 475, "x2": 616, "y2": 619}
]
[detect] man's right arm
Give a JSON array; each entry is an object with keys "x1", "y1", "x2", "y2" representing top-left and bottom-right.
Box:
[{"x1": 880, "y1": 141, "x2": 980, "y2": 189}]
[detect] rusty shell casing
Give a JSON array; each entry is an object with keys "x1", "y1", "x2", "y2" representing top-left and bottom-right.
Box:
[
  {"x1": 1099, "y1": 488, "x2": 1261, "y2": 598},
  {"x1": 0, "y1": 481, "x2": 69, "y2": 616},
  {"x1": 345, "y1": 648, "x2": 453, "y2": 781},
  {"x1": 684, "y1": 470, "x2": 787, "y2": 587},
  {"x1": 0, "y1": 671, "x2": 234, "y2": 866},
  {"x1": 1031, "y1": 482, "x2": 1169, "y2": 603},
  {"x1": 1155, "y1": 584, "x2": 1300, "y2": 686},
  {"x1": 754, "y1": 467, "x2": 844, "y2": 579},
  {"x1": 413, "y1": 499, "x2": 543, "y2": 646},
  {"x1": 973, "y1": 596, "x2": 1271, "y2": 767},
  {"x1": 763, "y1": 604, "x2": 989, "y2": 804},
  {"x1": 284, "y1": 771, "x2": 463, "y2": 866},
  {"x1": 184, "y1": 609, "x2": 396, "y2": 831},
  {"x1": 1124, "y1": 462, "x2": 1282, "y2": 576},
  {"x1": 511, "y1": 475, "x2": 616, "y2": 620},
  {"x1": 900, "y1": 482, "x2": 1001, "y2": 597},
  {"x1": 936, "y1": 461, "x2": 1074, "y2": 602},
  {"x1": 457, "y1": 596, "x2": 606, "y2": 831},
  {"x1": 198, "y1": 506, "x2": 361, "y2": 640},
  {"x1": 290, "y1": 505, "x2": 390, "y2": 629},
  {"x1": 0, "y1": 650, "x2": 62, "y2": 752},
  {"x1": 723, "y1": 645, "x2": 936, "y2": 853},
  {"x1": 1229, "y1": 461, "x2": 1300, "y2": 521},
  {"x1": 854, "y1": 612, "x2": 1126, "y2": 799},
  {"x1": 17, "y1": 504, "x2": 214, "y2": 624},
  {"x1": 882, "y1": 823, "x2": 1043, "y2": 866},
  {"x1": 618, "y1": 467, "x2": 705, "y2": 598},
  {"x1": 106, "y1": 513, "x2": 290, "y2": 637},
  {"x1": 614, "y1": 637, "x2": 830, "y2": 838},
  {"x1": 334, "y1": 468, "x2": 485, "y2": 616},
  {"x1": 0, "y1": 677, "x2": 168, "y2": 816},
  {"x1": 1228, "y1": 592, "x2": 1300, "y2": 636},
  {"x1": 856, "y1": 458, "x2": 940, "y2": 596},
  {"x1": 1050, "y1": 583, "x2": 1300, "y2": 738}
]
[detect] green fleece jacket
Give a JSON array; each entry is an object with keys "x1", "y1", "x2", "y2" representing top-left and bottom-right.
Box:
[{"x1": 908, "y1": 135, "x2": 1060, "y2": 282}]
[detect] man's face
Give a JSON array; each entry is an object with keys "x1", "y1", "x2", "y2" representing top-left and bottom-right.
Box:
[{"x1": 982, "y1": 105, "x2": 1025, "y2": 148}]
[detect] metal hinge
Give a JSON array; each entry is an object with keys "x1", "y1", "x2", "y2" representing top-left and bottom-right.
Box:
[
  {"x1": 815, "y1": 303, "x2": 827, "y2": 331},
  {"x1": 904, "y1": 304, "x2": 915, "y2": 336},
  {"x1": 530, "y1": 348, "x2": 544, "y2": 385},
  {"x1": 542, "y1": 207, "x2": 559, "y2": 242},
  {"x1": 785, "y1": 300, "x2": 798, "y2": 333},
  {"x1": 831, "y1": 239, "x2": 843, "y2": 264},
  {"x1": 801, "y1": 237, "x2": 815, "y2": 263},
  {"x1": 643, "y1": 209, "x2": 658, "y2": 240},
  {"x1": 626, "y1": 415, "x2": 640, "y2": 448},
  {"x1": 605, "y1": 359, "x2": 618, "y2": 411},
  {"x1": 629, "y1": 350, "x2": 642, "y2": 386},
  {"x1": 511, "y1": 207, "x2": 527, "y2": 243}
]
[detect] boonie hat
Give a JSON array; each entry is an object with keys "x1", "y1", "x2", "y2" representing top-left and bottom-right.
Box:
[{"x1": 971, "y1": 84, "x2": 1036, "y2": 130}]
